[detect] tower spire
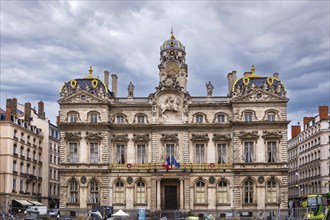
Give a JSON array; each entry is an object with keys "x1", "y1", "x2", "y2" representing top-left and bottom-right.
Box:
[{"x1": 170, "y1": 27, "x2": 175, "y2": 39}]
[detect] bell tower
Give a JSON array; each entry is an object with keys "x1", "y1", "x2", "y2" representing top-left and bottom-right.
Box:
[{"x1": 158, "y1": 31, "x2": 188, "y2": 92}]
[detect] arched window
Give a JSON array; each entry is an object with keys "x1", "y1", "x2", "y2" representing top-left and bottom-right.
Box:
[
  {"x1": 266, "y1": 180, "x2": 278, "y2": 203},
  {"x1": 135, "y1": 181, "x2": 146, "y2": 204},
  {"x1": 89, "y1": 180, "x2": 99, "y2": 204},
  {"x1": 195, "y1": 181, "x2": 206, "y2": 204},
  {"x1": 69, "y1": 180, "x2": 78, "y2": 203},
  {"x1": 114, "y1": 181, "x2": 125, "y2": 204},
  {"x1": 217, "y1": 181, "x2": 229, "y2": 204},
  {"x1": 244, "y1": 180, "x2": 254, "y2": 204}
]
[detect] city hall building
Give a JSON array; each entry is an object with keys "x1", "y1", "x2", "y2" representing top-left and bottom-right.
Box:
[{"x1": 58, "y1": 33, "x2": 289, "y2": 218}]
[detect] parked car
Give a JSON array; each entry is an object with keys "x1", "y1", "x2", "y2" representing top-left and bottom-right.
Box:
[{"x1": 49, "y1": 209, "x2": 60, "y2": 219}]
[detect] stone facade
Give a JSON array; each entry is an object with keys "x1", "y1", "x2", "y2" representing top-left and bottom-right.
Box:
[
  {"x1": 288, "y1": 106, "x2": 330, "y2": 207},
  {"x1": 58, "y1": 34, "x2": 289, "y2": 219},
  {"x1": 0, "y1": 99, "x2": 60, "y2": 213}
]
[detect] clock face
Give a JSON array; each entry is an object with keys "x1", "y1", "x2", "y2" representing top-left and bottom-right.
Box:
[{"x1": 165, "y1": 63, "x2": 179, "y2": 76}]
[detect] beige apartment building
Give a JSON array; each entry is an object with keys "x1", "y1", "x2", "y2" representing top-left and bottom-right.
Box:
[
  {"x1": 288, "y1": 106, "x2": 330, "y2": 207},
  {"x1": 0, "y1": 98, "x2": 60, "y2": 214},
  {"x1": 58, "y1": 33, "x2": 290, "y2": 219}
]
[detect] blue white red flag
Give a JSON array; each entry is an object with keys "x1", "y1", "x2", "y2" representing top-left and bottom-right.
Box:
[
  {"x1": 171, "y1": 155, "x2": 180, "y2": 168},
  {"x1": 162, "y1": 156, "x2": 172, "y2": 170}
]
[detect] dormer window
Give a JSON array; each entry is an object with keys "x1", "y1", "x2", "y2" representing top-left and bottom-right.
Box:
[
  {"x1": 216, "y1": 114, "x2": 225, "y2": 123},
  {"x1": 69, "y1": 113, "x2": 78, "y2": 123},
  {"x1": 137, "y1": 115, "x2": 145, "y2": 124},
  {"x1": 116, "y1": 115, "x2": 125, "y2": 124},
  {"x1": 267, "y1": 112, "x2": 275, "y2": 122},
  {"x1": 196, "y1": 115, "x2": 204, "y2": 123},
  {"x1": 244, "y1": 112, "x2": 253, "y2": 122},
  {"x1": 90, "y1": 113, "x2": 98, "y2": 123}
]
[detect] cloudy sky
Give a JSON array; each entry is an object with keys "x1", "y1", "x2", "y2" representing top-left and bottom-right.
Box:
[{"x1": 1, "y1": 1, "x2": 329, "y2": 138}]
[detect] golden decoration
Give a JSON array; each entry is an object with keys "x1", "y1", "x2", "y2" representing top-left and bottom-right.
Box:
[
  {"x1": 267, "y1": 77, "x2": 275, "y2": 85},
  {"x1": 91, "y1": 79, "x2": 98, "y2": 88},
  {"x1": 170, "y1": 41, "x2": 175, "y2": 46},
  {"x1": 243, "y1": 77, "x2": 250, "y2": 86},
  {"x1": 251, "y1": 65, "x2": 255, "y2": 75},
  {"x1": 70, "y1": 80, "x2": 77, "y2": 88}
]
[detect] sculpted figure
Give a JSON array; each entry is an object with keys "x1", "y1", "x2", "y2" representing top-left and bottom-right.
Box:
[
  {"x1": 61, "y1": 85, "x2": 69, "y2": 97},
  {"x1": 128, "y1": 82, "x2": 135, "y2": 97},
  {"x1": 235, "y1": 84, "x2": 241, "y2": 95},
  {"x1": 206, "y1": 81, "x2": 214, "y2": 96},
  {"x1": 262, "y1": 81, "x2": 268, "y2": 91}
]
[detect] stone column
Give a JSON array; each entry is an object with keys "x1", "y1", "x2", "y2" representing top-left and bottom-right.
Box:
[
  {"x1": 180, "y1": 179, "x2": 184, "y2": 210},
  {"x1": 157, "y1": 179, "x2": 161, "y2": 210}
]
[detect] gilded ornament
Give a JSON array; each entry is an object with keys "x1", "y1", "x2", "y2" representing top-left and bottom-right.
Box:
[
  {"x1": 243, "y1": 77, "x2": 250, "y2": 86},
  {"x1": 70, "y1": 80, "x2": 77, "y2": 89},
  {"x1": 92, "y1": 79, "x2": 98, "y2": 88},
  {"x1": 267, "y1": 77, "x2": 274, "y2": 86}
]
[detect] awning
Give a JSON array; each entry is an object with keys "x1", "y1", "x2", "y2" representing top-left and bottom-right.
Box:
[
  {"x1": 13, "y1": 200, "x2": 33, "y2": 206},
  {"x1": 28, "y1": 201, "x2": 44, "y2": 206}
]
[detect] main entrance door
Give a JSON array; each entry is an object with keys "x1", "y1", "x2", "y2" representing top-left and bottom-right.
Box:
[{"x1": 164, "y1": 185, "x2": 177, "y2": 210}]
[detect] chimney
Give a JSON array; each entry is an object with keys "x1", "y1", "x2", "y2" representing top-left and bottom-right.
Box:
[
  {"x1": 12, "y1": 98, "x2": 17, "y2": 116},
  {"x1": 227, "y1": 71, "x2": 237, "y2": 95},
  {"x1": 104, "y1": 71, "x2": 109, "y2": 90},
  {"x1": 319, "y1": 106, "x2": 329, "y2": 120},
  {"x1": 38, "y1": 100, "x2": 45, "y2": 119},
  {"x1": 5, "y1": 99, "x2": 12, "y2": 121},
  {"x1": 303, "y1": 117, "x2": 313, "y2": 125},
  {"x1": 273, "y1": 72, "x2": 279, "y2": 79},
  {"x1": 291, "y1": 124, "x2": 301, "y2": 138},
  {"x1": 111, "y1": 74, "x2": 118, "y2": 97},
  {"x1": 24, "y1": 102, "x2": 31, "y2": 123}
]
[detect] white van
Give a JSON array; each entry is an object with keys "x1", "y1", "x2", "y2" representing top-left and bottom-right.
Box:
[{"x1": 25, "y1": 206, "x2": 48, "y2": 215}]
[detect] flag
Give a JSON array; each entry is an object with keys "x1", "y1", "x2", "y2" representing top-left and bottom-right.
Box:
[
  {"x1": 171, "y1": 155, "x2": 180, "y2": 168},
  {"x1": 162, "y1": 156, "x2": 172, "y2": 171}
]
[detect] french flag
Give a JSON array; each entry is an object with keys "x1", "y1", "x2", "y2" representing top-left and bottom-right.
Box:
[
  {"x1": 162, "y1": 156, "x2": 172, "y2": 170},
  {"x1": 171, "y1": 155, "x2": 180, "y2": 168}
]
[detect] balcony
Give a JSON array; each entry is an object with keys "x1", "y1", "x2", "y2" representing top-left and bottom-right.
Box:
[
  {"x1": 109, "y1": 163, "x2": 233, "y2": 171},
  {"x1": 20, "y1": 139, "x2": 25, "y2": 143}
]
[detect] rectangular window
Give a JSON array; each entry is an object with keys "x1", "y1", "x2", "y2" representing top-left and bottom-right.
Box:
[
  {"x1": 49, "y1": 168, "x2": 52, "y2": 179},
  {"x1": 39, "y1": 166, "x2": 42, "y2": 176},
  {"x1": 90, "y1": 143, "x2": 99, "y2": 163},
  {"x1": 268, "y1": 113, "x2": 275, "y2": 122},
  {"x1": 244, "y1": 142, "x2": 254, "y2": 163},
  {"x1": 116, "y1": 115, "x2": 125, "y2": 124},
  {"x1": 13, "y1": 144, "x2": 17, "y2": 154},
  {"x1": 244, "y1": 182, "x2": 254, "y2": 203},
  {"x1": 33, "y1": 151, "x2": 36, "y2": 160},
  {"x1": 33, "y1": 166, "x2": 36, "y2": 176},
  {"x1": 69, "y1": 143, "x2": 78, "y2": 163},
  {"x1": 13, "y1": 161, "x2": 17, "y2": 172},
  {"x1": 137, "y1": 144, "x2": 146, "y2": 164},
  {"x1": 25, "y1": 182, "x2": 29, "y2": 192},
  {"x1": 217, "y1": 144, "x2": 227, "y2": 163},
  {"x1": 49, "y1": 154, "x2": 52, "y2": 163},
  {"x1": 20, "y1": 147, "x2": 24, "y2": 156},
  {"x1": 32, "y1": 183, "x2": 35, "y2": 194},
  {"x1": 165, "y1": 144, "x2": 175, "y2": 158},
  {"x1": 244, "y1": 112, "x2": 252, "y2": 122},
  {"x1": 20, "y1": 179, "x2": 23, "y2": 191},
  {"x1": 90, "y1": 114, "x2": 97, "y2": 123},
  {"x1": 267, "y1": 142, "x2": 277, "y2": 162},
  {"x1": 13, "y1": 178, "x2": 16, "y2": 191},
  {"x1": 196, "y1": 144, "x2": 205, "y2": 163},
  {"x1": 26, "y1": 165, "x2": 30, "y2": 174},
  {"x1": 137, "y1": 115, "x2": 145, "y2": 124},
  {"x1": 196, "y1": 115, "x2": 204, "y2": 123},
  {"x1": 116, "y1": 145, "x2": 125, "y2": 164},
  {"x1": 20, "y1": 163, "x2": 23, "y2": 174},
  {"x1": 69, "y1": 114, "x2": 78, "y2": 123},
  {"x1": 217, "y1": 114, "x2": 225, "y2": 123}
]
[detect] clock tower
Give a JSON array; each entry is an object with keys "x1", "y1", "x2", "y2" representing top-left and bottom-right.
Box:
[{"x1": 159, "y1": 32, "x2": 188, "y2": 92}]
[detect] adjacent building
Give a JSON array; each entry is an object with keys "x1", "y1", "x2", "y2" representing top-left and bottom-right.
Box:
[
  {"x1": 0, "y1": 98, "x2": 60, "y2": 213},
  {"x1": 288, "y1": 106, "x2": 330, "y2": 207},
  {"x1": 58, "y1": 33, "x2": 290, "y2": 218}
]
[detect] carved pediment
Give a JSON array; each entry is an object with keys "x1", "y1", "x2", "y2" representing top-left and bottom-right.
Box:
[
  {"x1": 85, "y1": 132, "x2": 103, "y2": 141},
  {"x1": 132, "y1": 134, "x2": 150, "y2": 142},
  {"x1": 232, "y1": 89, "x2": 288, "y2": 103},
  {"x1": 238, "y1": 131, "x2": 259, "y2": 140},
  {"x1": 191, "y1": 134, "x2": 209, "y2": 142},
  {"x1": 262, "y1": 130, "x2": 282, "y2": 139},
  {"x1": 64, "y1": 132, "x2": 82, "y2": 141},
  {"x1": 212, "y1": 133, "x2": 232, "y2": 141},
  {"x1": 111, "y1": 134, "x2": 129, "y2": 142},
  {"x1": 160, "y1": 134, "x2": 179, "y2": 142},
  {"x1": 59, "y1": 90, "x2": 108, "y2": 104}
]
